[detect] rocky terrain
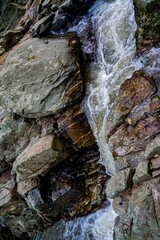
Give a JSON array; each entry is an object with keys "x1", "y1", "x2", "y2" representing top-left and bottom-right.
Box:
[
  {"x1": 106, "y1": 1, "x2": 160, "y2": 239},
  {"x1": 0, "y1": 0, "x2": 160, "y2": 239},
  {"x1": 0, "y1": 0, "x2": 108, "y2": 239}
]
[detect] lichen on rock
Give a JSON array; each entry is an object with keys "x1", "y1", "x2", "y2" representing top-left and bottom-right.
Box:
[{"x1": 1, "y1": 34, "x2": 83, "y2": 118}]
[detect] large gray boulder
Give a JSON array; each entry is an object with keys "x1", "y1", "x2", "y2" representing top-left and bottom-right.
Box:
[{"x1": 1, "y1": 34, "x2": 83, "y2": 118}]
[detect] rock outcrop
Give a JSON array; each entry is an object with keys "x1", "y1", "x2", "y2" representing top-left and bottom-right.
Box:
[
  {"x1": 0, "y1": 0, "x2": 159, "y2": 239},
  {"x1": 1, "y1": 34, "x2": 83, "y2": 118},
  {"x1": 58, "y1": 104, "x2": 95, "y2": 148},
  {"x1": 12, "y1": 133, "x2": 68, "y2": 182},
  {"x1": 0, "y1": 0, "x2": 110, "y2": 233},
  {"x1": 0, "y1": 47, "x2": 108, "y2": 238},
  {"x1": 106, "y1": 70, "x2": 160, "y2": 240}
]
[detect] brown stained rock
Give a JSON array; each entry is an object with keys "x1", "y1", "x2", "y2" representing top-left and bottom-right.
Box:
[
  {"x1": 108, "y1": 89, "x2": 160, "y2": 159},
  {"x1": 108, "y1": 70, "x2": 160, "y2": 239},
  {"x1": 124, "y1": 95, "x2": 160, "y2": 127},
  {"x1": 113, "y1": 177, "x2": 160, "y2": 240},
  {"x1": 107, "y1": 71, "x2": 156, "y2": 137},
  {"x1": 32, "y1": 147, "x2": 109, "y2": 220},
  {"x1": 109, "y1": 116, "x2": 160, "y2": 157},
  {"x1": 12, "y1": 133, "x2": 68, "y2": 182},
  {"x1": 57, "y1": 104, "x2": 95, "y2": 148},
  {"x1": 17, "y1": 178, "x2": 39, "y2": 197},
  {"x1": 118, "y1": 71, "x2": 155, "y2": 111}
]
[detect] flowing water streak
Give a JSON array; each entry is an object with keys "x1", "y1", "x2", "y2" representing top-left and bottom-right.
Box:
[
  {"x1": 34, "y1": 0, "x2": 143, "y2": 239},
  {"x1": 85, "y1": 0, "x2": 142, "y2": 175},
  {"x1": 34, "y1": 203, "x2": 117, "y2": 240}
]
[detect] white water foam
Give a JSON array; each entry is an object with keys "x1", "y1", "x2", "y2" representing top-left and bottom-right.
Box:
[
  {"x1": 34, "y1": 0, "x2": 150, "y2": 239},
  {"x1": 34, "y1": 202, "x2": 117, "y2": 240},
  {"x1": 85, "y1": 0, "x2": 142, "y2": 176}
]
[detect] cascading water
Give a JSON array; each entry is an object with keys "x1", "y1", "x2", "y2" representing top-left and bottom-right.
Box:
[
  {"x1": 85, "y1": 0, "x2": 142, "y2": 175},
  {"x1": 34, "y1": 0, "x2": 143, "y2": 239}
]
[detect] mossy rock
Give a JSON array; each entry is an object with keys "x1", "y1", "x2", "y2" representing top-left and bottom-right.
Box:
[
  {"x1": 134, "y1": 0, "x2": 160, "y2": 12},
  {"x1": 1, "y1": 3, "x2": 25, "y2": 30},
  {"x1": 0, "y1": 28, "x2": 24, "y2": 51},
  {"x1": 134, "y1": 0, "x2": 160, "y2": 52}
]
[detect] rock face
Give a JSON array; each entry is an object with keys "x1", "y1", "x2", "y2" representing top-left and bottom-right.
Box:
[
  {"x1": 0, "y1": 2, "x2": 25, "y2": 31},
  {"x1": 0, "y1": 63, "x2": 108, "y2": 238},
  {"x1": 32, "y1": 14, "x2": 53, "y2": 37},
  {"x1": 113, "y1": 177, "x2": 160, "y2": 240},
  {"x1": 12, "y1": 134, "x2": 68, "y2": 182},
  {"x1": 0, "y1": 1, "x2": 28, "y2": 52},
  {"x1": 24, "y1": 147, "x2": 109, "y2": 221},
  {"x1": 58, "y1": 104, "x2": 95, "y2": 148},
  {"x1": 106, "y1": 70, "x2": 160, "y2": 240},
  {"x1": 1, "y1": 34, "x2": 83, "y2": 118},
  {"x1": 0, "y1": 115, "x2": 35, "y2": 163},
  {"x1": 0, "y1": 0, "x2": 159, "y2": 239},
  {"x1": 107, "y1": 71, "x2": 156, "y2": 136}
]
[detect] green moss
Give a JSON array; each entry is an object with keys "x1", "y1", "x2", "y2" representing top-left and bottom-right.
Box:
[{"x1": 134, "y1": 1, "x2": 160, "y2": 51}]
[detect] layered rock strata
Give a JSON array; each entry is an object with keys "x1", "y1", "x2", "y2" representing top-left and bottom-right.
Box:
[
  {"x1": 106, "y1": 70, "x2": 160, "y2": 240},
  {"x1": 0, "y1": 33, "x2": 108, "y2": 238}
]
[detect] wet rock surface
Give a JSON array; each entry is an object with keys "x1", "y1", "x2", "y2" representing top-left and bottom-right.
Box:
[
  {"x1": 28, "y1": 147, "x2": 109, "y2": 220},
  {"x1": 0, "y1": 0, "x2": 159, "y2": 239},
  {"x1": 107, "y1": 71, "x2": 156, "y2": 136},
  {"x1": 0, "y1": 0, "x2": 96, "y2": 55},
  {"x1": 113, "y1": 177, "x2": 160, "y2": 240},
  {"x1": 58, "y1": 103, "x2": 95, "y2": 148},
  {"x1": 0, "y1": 60, "x2": 108, "y2": 238},
  {"x1": 13, "y1": 133, "x2": 69, "y2": 181},
  {"x1": 1, "y1": 34, "x2": 83, "y2": 118},
  {"x1": 107, "y1": 69, "x2": 160, "y2": 240}
]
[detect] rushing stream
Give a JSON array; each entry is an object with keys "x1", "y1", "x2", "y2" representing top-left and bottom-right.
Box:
[{"x1": 35, "y1": 0, "x2": 143, "y2": 239}]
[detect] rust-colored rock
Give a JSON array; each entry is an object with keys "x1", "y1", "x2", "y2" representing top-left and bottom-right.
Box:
[
  {"x1": 113, "y1": 177, "x2": 160, "y2": 240},
  {"x1": 109, "y1": 116, "x2": 160, "y2": 157},
  {"x1": 58, "y1": 104, "x2": 96, "y2": 148},
  {"x1": 108, "y1": 71, "x2": 160, "y2": 158},
  {"x1": 108, "y1": 70, "x2": 160, "y2": 240},
  {"x1": 107, "y1": 71, "x2": 156, "y2": 136},
  {"x1": 28, "y1": 147, "x2": 109, "y2": 220}
]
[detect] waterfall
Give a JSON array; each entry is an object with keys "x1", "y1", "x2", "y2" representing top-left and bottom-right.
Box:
[
  {"x1": 85, "y1": 0, "x2": 142, "y2": 175},
  {"x1": 35, "y1": 0, "x2": 143, "y2": 239}
]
